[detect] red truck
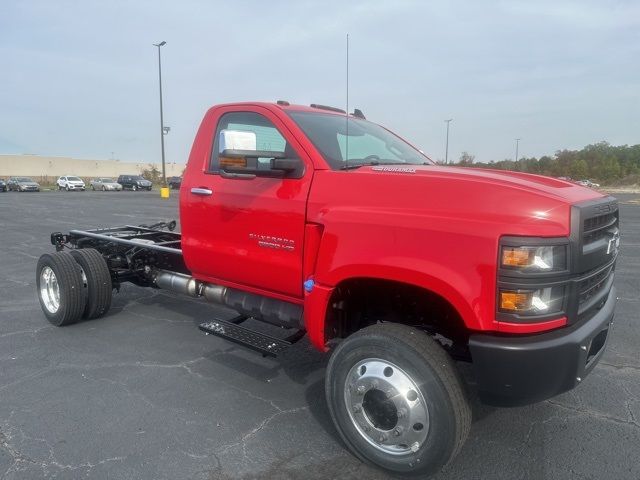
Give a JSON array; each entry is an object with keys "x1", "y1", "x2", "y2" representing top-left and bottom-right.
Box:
[{"x1": 37, "y1": 101, "x2": 619, "y2": 476}]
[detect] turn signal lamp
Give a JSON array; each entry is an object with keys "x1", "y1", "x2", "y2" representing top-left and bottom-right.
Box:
[{"x1": 500, "y1": 291, "x2": 532, "y2": 311}]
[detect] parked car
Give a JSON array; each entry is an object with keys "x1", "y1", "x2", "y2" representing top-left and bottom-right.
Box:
[
  {"x1": 7, "y1": 177, "x2": 40, "y2": 192},
  {"x1": 57, "y1": 176, "x2": 86, "y2": 191},
  {"x1": 0, "y1": 179, "x2": 6, "y2": 192},
  {"x1": 168, "y1": 176, "x2": 182, "y2": 189},
  {"x1": 91, "y1": 178, "x2": 123, "y2": 191},
  {"x1": 117, "y1": 175, "x2": 153, "y2": 191},
  {"x1": 576, "y1": 179, "x2": 600, "y2": 189}
]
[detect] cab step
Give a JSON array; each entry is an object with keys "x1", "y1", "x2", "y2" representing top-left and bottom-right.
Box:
[{"x1": 198, "y1": 315, "x2": 305, "y2": 357}]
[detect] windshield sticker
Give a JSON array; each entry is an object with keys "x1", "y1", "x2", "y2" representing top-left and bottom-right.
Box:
[{"x1": 371, "y1": 166, "x2": 416, "y2": 174}]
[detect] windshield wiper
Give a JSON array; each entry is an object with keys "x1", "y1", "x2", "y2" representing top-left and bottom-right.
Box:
[{"x1": 340, "y1": 160, "x2": 380, "y2": 170}]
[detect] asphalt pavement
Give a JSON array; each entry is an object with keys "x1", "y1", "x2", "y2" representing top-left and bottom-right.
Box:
[{"x1": 0, "y1": 189, "x2": 638, "y2": 480}]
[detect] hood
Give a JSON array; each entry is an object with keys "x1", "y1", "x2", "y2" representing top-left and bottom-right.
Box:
[
  {"x1": 19, "y1": 181, "x2": 39, "y2": 186},
  {"x1": 309, "y1": 165, "x2": 608, "y2": 238},
  {"x1": 137, "y1": 179, "x2": 152, "y2": 184},
  {"x1": 68, "y1": 179, "x2": 85, "y2": 184},
  {"x1": 366, "y1": 165, "x2": 602, "y2": 204}
]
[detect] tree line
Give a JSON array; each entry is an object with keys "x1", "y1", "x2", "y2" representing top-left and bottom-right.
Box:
[{"x1": 453, "y1": 142, "x2": 640, "y2": 184}]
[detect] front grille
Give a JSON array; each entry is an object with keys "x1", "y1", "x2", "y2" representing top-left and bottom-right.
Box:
[
  {"x1": 578, "y1": 264, "x2": 614, "y2": 305},
  {"x1": 583, "y1": 212, "x2": 617, "y2": 244}
]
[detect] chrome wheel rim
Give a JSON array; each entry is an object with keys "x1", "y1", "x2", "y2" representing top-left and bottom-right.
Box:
[
  {"x1": 344, "y1": 358, "x2": 429, "y2": 455},
  {"x1": 40, "y1": 266, "x2": 60, "y2": 313}
]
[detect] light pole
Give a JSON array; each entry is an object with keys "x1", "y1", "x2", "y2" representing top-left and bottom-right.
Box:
[
  {"x1": 515, "y1": 138, "x2": 521, "y2": 164},
  {"x1": 444, "y1": 118, "x2": 453, "y2": 164},
  {"x1": 154, "y1": 41, "x2": 167, "y2": 190}
]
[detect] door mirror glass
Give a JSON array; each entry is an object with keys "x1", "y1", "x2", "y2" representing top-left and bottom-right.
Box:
[{"x1": 219, "y1": 130, "x2": 257, "y2": 151}]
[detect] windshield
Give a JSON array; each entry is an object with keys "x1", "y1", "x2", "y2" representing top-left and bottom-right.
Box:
[
  {"x1": 17, "y1": 177, "x2": 33, "y2": 182},
  {"x1": 68, "y1": 176, "x2": 82, "y2": 181},
  {"x1": 132, "y1": 176, "x2": 144, "y2": 181},
  {"x1": 287, "y1": 111, "x2": 433, "y2": 170}
]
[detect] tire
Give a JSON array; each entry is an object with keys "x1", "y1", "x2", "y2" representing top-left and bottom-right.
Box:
[
  {"x1": 70, "y1": 248, "x2": 112, "y2": 319},
  {"x1": 102, "y1": 186, "x2": 106, "y2": 191},
  {"x1": 65, "y1": 185, "x2": 70, "y2": 191},
  {"x1": 132, "y1": 185, "x2": 137, "y2": 191},
  {"x1": 325, "y1": 323, "x2": 471, "y2": 477},
  {"x1": 36, "y1": 251, "x2": 87, "y2": 326}
]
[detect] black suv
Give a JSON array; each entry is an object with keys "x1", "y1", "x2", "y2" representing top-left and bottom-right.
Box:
[
  {"x1": 117, "y1": 175, "x2": 153, "y2": 191},
  {"x1": 168, "y1": 176, "x2": 182, "y2": 189}
]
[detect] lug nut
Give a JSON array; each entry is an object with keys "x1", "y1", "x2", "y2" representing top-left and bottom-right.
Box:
[
  {"x1": 357, "y1": 385, "x2": 366, "y2": 395},
  {"x1": 378, "y1": 434, "x2": 387, "y2": 442},
  {"x1": 353, "y1": 404, "x2": 362, "y2": 413},
  {"x1": 393, "y1": 427, "x2": 403, "y2": 437},
  {"x1": 397, "y1": 408, "x2": 407, "y2": 418}
]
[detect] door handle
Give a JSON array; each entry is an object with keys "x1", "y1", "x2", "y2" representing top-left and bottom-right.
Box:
[{"x1": 190, "y1": 187, "x2": 213, "y2": 196}]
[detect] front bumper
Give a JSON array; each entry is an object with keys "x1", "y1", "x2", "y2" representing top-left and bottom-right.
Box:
[{"x1": 469, "y1": 286, "x2": 616, "y2": 406}]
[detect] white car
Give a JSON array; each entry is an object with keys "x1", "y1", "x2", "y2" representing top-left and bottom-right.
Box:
[
  {"x1": 57, "y1": 176, "x2": 86, "y2": 191},
  {"x1": 577, "y1": 179, "x2": 600, "y2": 189}
]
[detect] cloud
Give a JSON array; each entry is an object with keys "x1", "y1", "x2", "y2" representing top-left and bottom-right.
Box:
[{"x1": 0, "y1": 0, "x2": 638, "y2": 163}]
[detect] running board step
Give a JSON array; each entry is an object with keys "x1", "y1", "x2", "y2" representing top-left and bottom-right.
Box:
[{"x1": 198, "y1": 316, "x2": 305, "y2": 357}]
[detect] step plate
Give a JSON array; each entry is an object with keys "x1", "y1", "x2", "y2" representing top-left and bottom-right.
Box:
[{"x1": 198, "y1": 320, "x2": 292, "y2": 357}]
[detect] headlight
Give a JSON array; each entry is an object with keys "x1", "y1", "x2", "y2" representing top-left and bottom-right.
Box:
[
  {"x1": 501, "y1": 245, "x2": 566, "y2": 272},
  {"x1": 499, "y1": 286, "x2": 565, "y2": 315}
]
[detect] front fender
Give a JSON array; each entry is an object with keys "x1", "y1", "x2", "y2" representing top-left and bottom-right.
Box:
[{"x1": 304, "y1": 260, "x2": 487, "y2": 351}]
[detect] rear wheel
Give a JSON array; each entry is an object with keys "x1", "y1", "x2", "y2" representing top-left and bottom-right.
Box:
[
  {"x1": 325, "y1": 323, "x2": 471, "y2": 477},
  {"x1": 36, "y1": 252, "x2": 86, "y2": 326},
  {"x1": 102, "y1": 185, "x2": 106, "y2": 191},
  {"x1": 70, "y1": 248, "x2": 112, "y2": 319}
]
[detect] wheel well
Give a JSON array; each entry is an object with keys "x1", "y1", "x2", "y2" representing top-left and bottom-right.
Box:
[{"x1": 325, "y1": 278, "x2": 470, "y2": 360}]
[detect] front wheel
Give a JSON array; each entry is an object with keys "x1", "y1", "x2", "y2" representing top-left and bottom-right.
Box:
[
  {"x1": 325, "y1": 323, "x2": 471, "y2": 477},
  {"x1": 102, "y1": 186, "x2": 106, "y2": 191},
  {"x1": 65, "y1": 185, "x2": 70, "y2": 191},
  {"x1": 132, "y1": 185, "x2": 137, "y2": 191}
]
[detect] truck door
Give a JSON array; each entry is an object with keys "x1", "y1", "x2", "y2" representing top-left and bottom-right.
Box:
[{"x1": 181, "y1": 107, "x2": 313, "y2": 299}]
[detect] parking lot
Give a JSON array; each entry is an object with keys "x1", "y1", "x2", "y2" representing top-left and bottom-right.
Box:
[{"x1": 0, "y1": 190, "x2": 638, "y2": 480}]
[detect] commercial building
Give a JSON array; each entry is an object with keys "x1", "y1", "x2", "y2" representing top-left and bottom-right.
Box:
[{"x1": 0, "y1": 154, "x2": 184, "y2": 181}]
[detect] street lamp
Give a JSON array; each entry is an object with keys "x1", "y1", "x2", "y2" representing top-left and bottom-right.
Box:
[
  {"x1": 444, "y1": 119, "x2": 453, "y2": 164},
  {"x1": 153, "y1": 41, "x2": 168, "y2": 192},
  {"x1": 515, "y1": 138, "x2": 521, "y2": 163}
]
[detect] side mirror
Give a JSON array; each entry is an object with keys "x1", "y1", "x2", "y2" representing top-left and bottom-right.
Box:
[
  {"x1": 271, "y1": 157, "x2": 301, "y2": 172},
  {"x1": 220, "y1": 149, "x2": 287, "y2": 160},
  {"x1": 220, "y1": 149, "x2": 301, "y2": 175}
]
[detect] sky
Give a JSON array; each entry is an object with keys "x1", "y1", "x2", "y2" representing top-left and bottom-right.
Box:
[{"x1": 1, "y1": 0, "x2": 638, "y2": 164}]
